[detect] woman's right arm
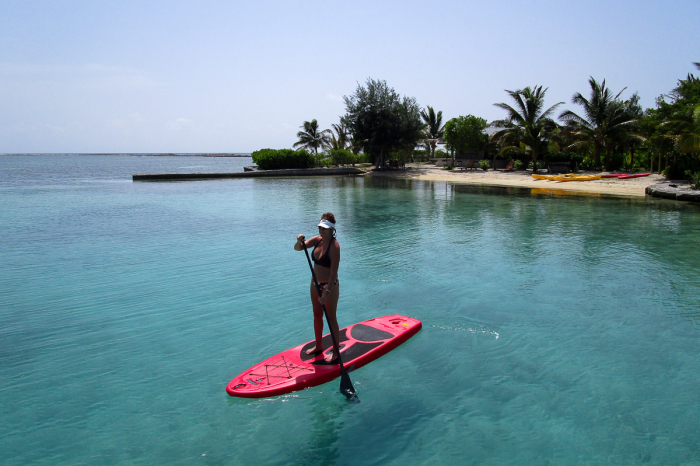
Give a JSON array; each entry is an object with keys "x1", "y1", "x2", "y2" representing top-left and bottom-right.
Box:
[{"x1": 294, "y1": 234, "x2": 319, "y2": 251}]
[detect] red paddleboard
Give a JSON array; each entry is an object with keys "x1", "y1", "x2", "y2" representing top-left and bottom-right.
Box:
[{"x1": 226, "y1": 314, "x2": 422, "y2": 398}]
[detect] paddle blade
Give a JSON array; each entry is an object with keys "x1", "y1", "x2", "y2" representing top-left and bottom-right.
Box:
[{"x1": 339, "y1": 367, "x2": 359, "y2": 402}]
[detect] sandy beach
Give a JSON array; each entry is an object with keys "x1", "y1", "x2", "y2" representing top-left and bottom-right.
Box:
[{"x1": 366, "y1": 164, "x2": 672, "y2": 198}]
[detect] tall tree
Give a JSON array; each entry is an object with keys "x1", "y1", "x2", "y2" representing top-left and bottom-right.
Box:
[
  {"x1": 443, "y1": 115, "x2": 489, "y2": 162},
  {"x1": 293, "y1": 119, "x2": 331, "y2": 155},
  {"x1": 490, "y1": 86, "x2": 563, "y2": 173},
  {"x1": 621, "y1": 92, "x2": 645, "y2": 166},
  {"x1": 420, "y1": 106, "x2": 444, "y2": 159},
  {"x1": 397, "y1": 97, "x2": 425, "y2": 165},
  {"x1": 559, "y1": 78, "x2": 638, "y2": 171},
  {"x1": 342, "y1": 78, "x2": 420, "y2": 168}
]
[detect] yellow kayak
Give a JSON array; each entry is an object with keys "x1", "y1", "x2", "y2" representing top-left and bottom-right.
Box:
[
  {"x1": 552, "y1": 174, "x2": 601, "y2": 182},
  {"x1": 532, "y1": 173, "x2": 601, "y2": 182}
]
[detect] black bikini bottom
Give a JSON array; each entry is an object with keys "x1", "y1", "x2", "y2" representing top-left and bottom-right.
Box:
[{"x1": 316, "y1": 279, "x2": 339, "y2": 288}]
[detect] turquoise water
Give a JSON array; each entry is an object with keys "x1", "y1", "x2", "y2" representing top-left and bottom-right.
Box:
[{"x1": 2, "y1": 155, "x2": 700, "y2": 465}]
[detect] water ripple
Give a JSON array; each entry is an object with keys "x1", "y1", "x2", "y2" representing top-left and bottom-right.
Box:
[{"x1": 2, "y1": 157, "x2": 700, "y2": 465}]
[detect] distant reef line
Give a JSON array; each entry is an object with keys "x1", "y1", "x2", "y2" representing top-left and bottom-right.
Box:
[{"x1": 1, "y1": 153, "x2": 252, "y2": 157}]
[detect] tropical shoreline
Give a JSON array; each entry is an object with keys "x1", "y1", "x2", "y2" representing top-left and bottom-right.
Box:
[
  {"x1": 365, "y1": 164, "x2": 675, "y2": 198},
  {"x1": 0, "y1": 153, "x2": 251, "y2": 157}
]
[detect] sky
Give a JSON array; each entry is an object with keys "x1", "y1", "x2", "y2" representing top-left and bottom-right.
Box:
[{"x1": 1, "y1": 0, "x2": 699, "y2": 153}]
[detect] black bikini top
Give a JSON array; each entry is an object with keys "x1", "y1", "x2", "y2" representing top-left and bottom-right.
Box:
[{"x1": 312, "y1": 238, "x2": 334, "y2": 268}]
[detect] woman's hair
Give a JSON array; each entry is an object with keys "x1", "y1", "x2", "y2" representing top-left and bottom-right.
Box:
[{"x1": 321, "y1": 212, "x2": 337, "y2": 237}]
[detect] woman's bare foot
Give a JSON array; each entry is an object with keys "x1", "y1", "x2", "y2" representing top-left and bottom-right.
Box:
[
  {"x1": 325, "y1": 350, "x2": 338, "y2": 363},
  {"x1": 306, "y1": 346, "x2": 323, "y2": 355}
]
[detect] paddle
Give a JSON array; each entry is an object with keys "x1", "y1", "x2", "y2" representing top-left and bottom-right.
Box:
[{"x1": 301, "y1": 241, "x2": 358, "y2": 402}]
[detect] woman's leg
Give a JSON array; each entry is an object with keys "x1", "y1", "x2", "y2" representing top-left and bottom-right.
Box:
[
  {"x1": 306, "y1": 282, "x2": 325, "y2": 355},
  {"x1": 322, "y1": 284, "x2": 340, "y2": 362}
]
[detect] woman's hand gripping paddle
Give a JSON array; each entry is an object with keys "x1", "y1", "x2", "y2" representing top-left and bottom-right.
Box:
[{"x1": 302, "y1": 241, "x2": 359, "y2": 402}]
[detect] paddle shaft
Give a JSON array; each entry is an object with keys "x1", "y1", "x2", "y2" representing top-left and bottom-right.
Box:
[{"x1": 301, "y1": 241, "x2": 356, "y2": 399}]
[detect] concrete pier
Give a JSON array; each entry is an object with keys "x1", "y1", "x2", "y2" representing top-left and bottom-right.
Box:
[{"x1": 132, "y1": 167, "x2": 365, "y2": 181}]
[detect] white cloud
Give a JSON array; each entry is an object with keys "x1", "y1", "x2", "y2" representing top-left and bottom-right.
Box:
[{"x1": 169, "y1": 118, "x2": 193, "y2": 131}]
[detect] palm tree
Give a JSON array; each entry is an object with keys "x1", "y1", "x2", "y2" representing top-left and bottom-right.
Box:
[
  {"x1": 329, "y1": 123, "x2": 350, "y2": 150},
  {"x1": 490, "y1": 86, "x2": 563, "y2": 173},
  {"x1": 661, "y1": 62, "x2": 700, "y2": 155},
  {"x1": 293, "y1": 119, "x2": 331, "y2": 155},
  {"x1": 663, "y1": 104, "x2": 700, "y2": 154},
  {"x1": 420, "y1": 106, "x2": 443, "y2": 159},
  {"x1": 668, "y1": 62, "x2": 700, "y2": 104},
  {"x1": 559, "y1": 78, "x2": 639, "y2": 171}
]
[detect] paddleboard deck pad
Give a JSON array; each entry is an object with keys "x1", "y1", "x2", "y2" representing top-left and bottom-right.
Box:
[{"x1": 226, "y1": 314, "x2": 422, "y2": 398}]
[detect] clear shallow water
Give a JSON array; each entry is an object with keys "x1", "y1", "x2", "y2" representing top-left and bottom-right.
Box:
[{"x1": 2, "y1": 155, "x2": 700, "y2": 465}]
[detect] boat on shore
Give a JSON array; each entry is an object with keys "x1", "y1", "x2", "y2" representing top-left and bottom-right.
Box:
[
  {"x1": 553, "y1": 174, "x2": 602, "y2": 182},
  {"x1": 616, "y1": 172, "x2": 652, "y2": 179},
  {"x1": 601, "y1": 172, "x2": 652, "y2": 179},
  {"x1": 532, "y1": 173, "x2": 602, "y2": 182},
  {"x1": 532, "y1": 174, "x2": 557, "y2": 180}
]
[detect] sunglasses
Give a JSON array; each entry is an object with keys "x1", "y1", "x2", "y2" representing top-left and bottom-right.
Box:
[{"x1": 318, "y1": 226, "x2": 330, "y2": 231}]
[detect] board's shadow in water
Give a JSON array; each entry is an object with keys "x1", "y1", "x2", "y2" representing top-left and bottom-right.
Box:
[{"x1": 289, "y1": 396, "x2": 347, "y2": 466}]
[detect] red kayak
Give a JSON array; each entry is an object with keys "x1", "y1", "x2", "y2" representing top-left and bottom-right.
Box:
[
  {"x1": 601, "y1": 172, "x2": 652, "y2": 179},
  {"x1": 226, "y1": 314, "x2": 422, "y2": 398},
  {"x1": 616, "y1": 172, "x2": 652, "y2": 179}
]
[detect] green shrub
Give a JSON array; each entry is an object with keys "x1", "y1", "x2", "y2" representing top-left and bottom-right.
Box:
[
  {"x1": 664, "y1": 152, "x2": 700, "y2": 179},
  {"x1": 527, "y1": 161, "x2": 545, "y2": 170},
  {"x1": 687, "y1": 171, "x2": 700, "y2": 189},
  {"x1": 388, "y1": 150, "x2": 403, "y2": 161},
  {"x1": 251, "y1": 149, "x2": 315, "y2": 170},
  {"x1": 479, "y1": 160, "x2": 490, "y2": 171},
  {"x1": 683, "y1": 170, "x2": 700, "y2": 187},
  {"x1": 513, "y1": 160, "x2": 523, "y2": 170},
  {"x1": 357, "y1": 153, "x2": 374, "y2": 164},
  {"x1": 579, "y1": 155, "x2": 597, "y2": 170},
  {"x1": 550, "y1": 150, "x2": 583, "y2": 169},
  {"x1": 608, "y1": 152, "x2": 626, "y2": 171},
  {"x1": 313, "y1": 153, "x2": 331, "y2": 167},
  {"x1": 412, "y1": 150, "x2": 429, "y2": 162},
  {"x1": 329, "y1": 149, "x2": 356, "y2": 166}
]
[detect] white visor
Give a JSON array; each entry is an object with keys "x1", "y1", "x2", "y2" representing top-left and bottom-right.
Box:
[{"x1": 317, "y1": 219, "x2": 335, "y2": 230}]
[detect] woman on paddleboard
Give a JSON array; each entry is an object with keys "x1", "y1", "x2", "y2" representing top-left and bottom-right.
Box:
[{"x1": 294, "y1": 212, "x2": 341, "y2": 363}]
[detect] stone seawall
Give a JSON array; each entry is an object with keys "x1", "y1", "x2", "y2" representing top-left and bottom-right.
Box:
[
  {"x1": 646, "y1": 184, "x2": 700, "y2": 202},
  {"x1": 133, "y1": 167, "x2": 364, "y2": 181}
]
